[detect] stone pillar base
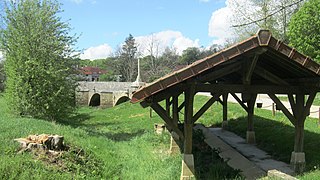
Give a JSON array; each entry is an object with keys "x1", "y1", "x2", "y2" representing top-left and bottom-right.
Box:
[
  {"x1": 246, "y1": 131, "x2": 256, "y2": 144},
  {"x1": 290, "y1": 152, "x2": 305, "y2": 174},
  {"x1": 180, "y1": 154, "x2": 195, "y2": 180},
  {"x1": 170, "y1": 133, "x2": 180, "y2": 154},
  {"x1": 222, "y1": 121, "x2": 228, "y2": 130}
]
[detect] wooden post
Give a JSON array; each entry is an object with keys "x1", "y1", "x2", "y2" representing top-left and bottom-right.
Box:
[
  {"x1": 170, "y1": 95, "x2": 180, "y2": 154},
  {"x1": 246, "y1": 93, "x2": 257, "y2": 144},
  {"x1": 290, "y1": 93, "x2": 306, "y2": 173},
  {"x1": 318, "y1": 107, "x2": 320, "y2": 126},
  {"x1": 149, "y1": 107, "x2": 152, "y2": 118},
  {"x1": 181, "y1": 86, "x2": 195, "y2": 179},
  {"x1": 272, "y1": 103, "x2": 275, "y2": 116},
  {"x1": 222, "y1": 93, "x2": 228, "y2": 129},
  {"x1": 166, "y1": 98, "x2": 171, "y2": 117}
]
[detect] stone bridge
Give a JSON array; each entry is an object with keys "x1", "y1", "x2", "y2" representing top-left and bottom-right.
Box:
[{"x1": 76, "y1": 81, "x2": 142, "y2": 108}]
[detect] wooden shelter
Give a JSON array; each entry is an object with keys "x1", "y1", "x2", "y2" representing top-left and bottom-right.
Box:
[{"x1": 131, "y1": 30, "x2": 320, "y2": 178}]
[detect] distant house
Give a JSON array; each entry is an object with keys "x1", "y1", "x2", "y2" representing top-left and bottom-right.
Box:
[{"x1": 79, "y1": 66, "x2": 107, "y2": 82}]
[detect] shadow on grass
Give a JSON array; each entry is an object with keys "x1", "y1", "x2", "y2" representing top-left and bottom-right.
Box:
[
  {"x1": 226, "y1": 115, "x2": 320, "y2": 172},
  {"x1": 58, "y1": 112, "x2": 145, "y2": 142}
]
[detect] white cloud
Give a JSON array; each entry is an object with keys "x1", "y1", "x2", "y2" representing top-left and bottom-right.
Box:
[
  {"x1": 0, "y1": 51, "x2": 3, "y2": 61},
  {"x1": 208, "y1": 2, "x2": 234, "y2": 45},
  {"x1": 80, "y1": 44, "x2": 113, "y2": 60},
  {"x1": 135, "y1": 30, "x2": 200, "y2": 56}
]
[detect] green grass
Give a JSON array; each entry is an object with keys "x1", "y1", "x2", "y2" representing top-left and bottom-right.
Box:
[
  {"x1": 0, "y1": 94, "x2": 180, "y2": 179},
  {"x1": 2, "y1": 93, "x2": 320, "y2": 179}
]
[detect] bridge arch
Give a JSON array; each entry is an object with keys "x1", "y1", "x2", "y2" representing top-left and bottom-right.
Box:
[
  {"x1": 115, "y1": 96, "x2": 130, "y2": 106},
  {"x1": 89, "y1": 93, "x2": 101, "y2": 106}
]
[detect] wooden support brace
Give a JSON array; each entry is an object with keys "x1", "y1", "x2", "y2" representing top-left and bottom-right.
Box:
[
  {"x1": 151, "y1": 103, "x2": 184, "y2": 141},
  {"x1": 255, "y1": 66, "x2": 290, "y2": 85},
  {"x1": 192, "y1": 93, "x2": 222, "y2": 124},
  {"x1": 231, "y1": 93, "x2": 249, "y2": 112},
  {"x1": 244, "y1": 55, "x2": 259, "y2": 84},
  {"x1": 268, "y1": 93, "x2": 296, "y2": 125}
]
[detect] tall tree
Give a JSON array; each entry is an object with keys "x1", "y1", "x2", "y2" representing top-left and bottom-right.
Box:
[
  {"x1": 114, "y1": 34, "x2": 138, "y2": 82},
  {"x1": 179, "y1": 47, "x2": 201, "y2": 65},
  {"x1": 288, "y1": 0, "x2": 320, "y2": 62},
  {"x1": 230, "y1": 0, "x2": 305, "y2": 42},
  {"x1": 0, "y1": 0, "x2": 78, "y2": 121}
]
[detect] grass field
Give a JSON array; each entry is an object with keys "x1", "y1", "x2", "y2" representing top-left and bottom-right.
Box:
[{"x1": 1, "y1": 94, "x2": 320, "y2": 179}]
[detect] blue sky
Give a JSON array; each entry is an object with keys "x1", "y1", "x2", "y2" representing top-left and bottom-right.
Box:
[{"x1": 58, "y1": 0, "x2": 230, "y2": 59}]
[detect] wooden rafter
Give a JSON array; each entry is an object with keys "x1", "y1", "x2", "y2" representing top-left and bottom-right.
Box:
[
  {"x1": 254, "y1": 66, "x2": 289, "y2": 85},
  {"x1": 244, "y1": 55, "x2": 259, "y2": 84}
]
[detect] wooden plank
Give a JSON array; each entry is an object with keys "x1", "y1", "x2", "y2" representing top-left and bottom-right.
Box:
[
  {"x1": 192, "y1": 94, "x2": 221, "y2": 123},
  {"x1": 151, "y1": 103, "x2": 184, "y2": 141},
  {"x1": 254, "y1": 66, "x2": 290, "y2": 85},
  {"x1": 178, "y1": 101, "x2": 185, "y2": 112},
  {"x1": 268, "y1": 94, "x2": 296, "y2": 125},
  {"x1": 231, "y1": 93, "x2": 249, "y2": 112}
]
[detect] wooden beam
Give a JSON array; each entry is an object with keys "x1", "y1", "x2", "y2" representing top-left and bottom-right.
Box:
[
  {"x1": 192, "y1": 93, "x2": 221, "y2": 123},
  {"x1": 166, "y1": 98, "x2": 171, "y2": 117},
  {"x1": 268, "y1": 93, "x2": 296, "y2": 125},
  {"x1": 196, "y1": 84, "x2": 315, "y2": 94},
  {"x1": 172, "y1": 95, "x2": 179, "y2": 126},
  {"x1": 254, "y1": 66, "x2": 289, "y2": 85},
  {"x1": 244, "y1": 55, "x2": 259, "y2": 84},
  {"x1": 299, "y1": 92, "x2": 316, "y2": 122},
  {"x1": 230, "y1": 93, "x2": 249, "y2": 112},
  {"x1": 198, "y1": 61, "x2": 242, "y2": 82},
  {"x1": 178, "y1": 101, "x2": 185, "y2": 112},
  {"x1": 184, "y1": 84, "x2": 195, "y2": 154},
  {"x1": 247, "y1": 94, "x2": 257, "y2": 131},
  {"x1": 222, "y1": 93, "x2": 228, "y2": 122},
  {"x1": 151, "y1": 103, "x2": 184, "y2": 141}
]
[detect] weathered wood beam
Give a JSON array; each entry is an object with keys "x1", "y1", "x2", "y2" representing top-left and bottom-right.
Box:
[
  {"x1": 244, "y1": 55, "x2": 259, "y2": 84},
  {"x1": 196, "y1": 84, "x2": 315, "y2": 94},
  {"x1": 151, "y1": 102, "x2": 184, "y2": 141},
  {"x1": 254, "y1": 66, "x2": 289, "y2": 85},
  {"x1": 184, "y1": 84, "x2": 196, "y2": 154},
  {"x1": 230, "y1": 93, "x2": 249, "y2": 112},
  {"x1": 268, "y1": 93, "x2": 296, "y2": 125},
  {"x1": 192, "y1": 93, "x2": 222, "y2": 124},
  {"x1": 172, "y1": 95, "x2": 179, "y2": 125},
  {"x1": 288, "y1": 94, "x2": 297, "y2": 118},
  {"x1": 299, "y1": 92, "x2": 316, "y2": 122},
  {"x1": 178, "y1": 101, "x2": 185, "y2": 112},
  {"x1": 166, "y1": 98, "x2": 171, "y2": 117},
  {"x1": 198, "y1": 61, "x2": 242, "y2": 82},
  {"x1": 222, "y1": 93, "x2": 228, "y2": 122},
  {"x1": 247, "y1": 94, "x2": 257, "y2": 131}
]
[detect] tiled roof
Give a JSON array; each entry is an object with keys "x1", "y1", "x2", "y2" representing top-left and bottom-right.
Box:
[{"x1": 131, "y1": 30, "x2": 320, "y2": 104}]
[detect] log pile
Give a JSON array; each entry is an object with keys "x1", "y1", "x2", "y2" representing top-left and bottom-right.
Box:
[{"x1": 14, "y1": 134, "x2": 65, "y2": 152}]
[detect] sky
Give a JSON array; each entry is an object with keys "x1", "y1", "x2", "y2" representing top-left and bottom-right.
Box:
[
  {"x1": 0, "y1": 0, "x2": 237, "y2": 61},
  {"x1": 58, "y1": 0, "x2": 238, "y2": 60}
]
